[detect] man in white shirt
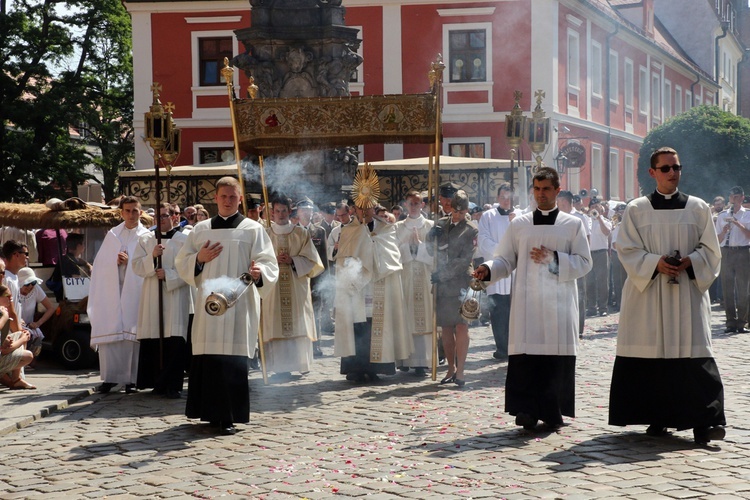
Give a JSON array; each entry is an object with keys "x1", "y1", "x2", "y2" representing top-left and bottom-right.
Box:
[
  {"x1": 715, "y1": 185, "x2": 750, "y2": 333},
  {"x1": 585, "y1": 198, "x2": 612, "y2": 316},
  {"x1": 558, "y1": 191, "x2": 591, "y2": 338}
]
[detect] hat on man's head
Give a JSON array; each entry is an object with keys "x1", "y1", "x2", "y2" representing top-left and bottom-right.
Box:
[
  {"x1": 17, "y1": 267, "x2": 42, "y2": 287},
  {"x1": 439, "y1": 182, "x2": 460, "y2": 198},
  {"x1": 572, "y1": 194, "x2": 582, "y2": 203},
  {"x1": 729, "y1": 186, "x2": 744, "y2": 196},
  {"x1": 247, "y1": 194, "x2": 262, "y2": 209},
  {"x1": 451, "y1": 190, "x2": 470, "y2": 212},
  {"x1": 615, "y1": 203, "x2": 627, "y2": 211},
  {"x1": 296, "y1": 197, "x2": 315, "y2": 210},
  {"x1": 321, "y1": 202, "x2": 336, "y2": 214}
]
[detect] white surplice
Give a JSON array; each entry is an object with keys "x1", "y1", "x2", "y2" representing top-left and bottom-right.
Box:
[
  {"x1": 262, "y1": 222, "x2": 324, "y2": 373},
  {"x1": 175, "y1": 218, "x2": 278, "y2": 357},
  {"x1": 132, "y1": 230, "x2": 194, "y2": 341},
  {"x1": 478, "y1": 208, "x2": 521, "y2": 295},
  {"x1": 87, "y1": 221, "x2": 150, "y2": 384},
  {"x1": 485, "y1": 210, "x2": 592, "y2": 356},
  {"x1": 616, "y1": 195, "x2": 721, "y2": 358},
  {"x1": 394, "y1": 215, "x2": 434, "y2": 367}
]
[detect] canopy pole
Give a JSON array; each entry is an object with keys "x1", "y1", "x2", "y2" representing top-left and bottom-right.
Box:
[{"x1": 222, "y1": 58, "x2": 248, "y2": 216}]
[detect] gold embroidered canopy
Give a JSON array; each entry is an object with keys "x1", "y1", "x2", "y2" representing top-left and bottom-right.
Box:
[{"x1": 233, "y1": 93, "x2": 438, "y2": 155}]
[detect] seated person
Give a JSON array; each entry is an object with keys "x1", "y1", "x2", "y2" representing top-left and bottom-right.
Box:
[
  {"x1": 17, "y1": 267, "x2": 54, "y2": 357},
  {"x1": 0, "y1": 285, "x2": 35, "y2": 390},
  {"x1": 47, "y1": 233, "x2": 92, "y2": 300}
]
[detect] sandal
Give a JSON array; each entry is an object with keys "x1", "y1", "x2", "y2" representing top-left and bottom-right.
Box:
[{"x1": 11, "y1": 379, "x2": 36, "y2": 390}]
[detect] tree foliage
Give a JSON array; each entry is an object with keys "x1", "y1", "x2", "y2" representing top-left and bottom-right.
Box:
[
  {"x1": 0, "y1": 0, "x2": 133, "y2": 203},
  {"x1": 638, "y1": 106, "x2": 750, "y2": 202}
]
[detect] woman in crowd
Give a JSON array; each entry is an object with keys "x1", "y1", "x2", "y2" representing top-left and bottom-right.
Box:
[{"x1": 0, "y1": 285, "x2": 35, "y2": 390}]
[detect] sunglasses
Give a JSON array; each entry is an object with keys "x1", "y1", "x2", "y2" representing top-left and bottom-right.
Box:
[{"x1": 652, "y1": 164, "x2": 682, "y2": 173}]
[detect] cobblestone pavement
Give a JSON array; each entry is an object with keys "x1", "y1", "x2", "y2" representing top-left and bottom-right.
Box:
[{"x1": 1, "y1": 305, "x2": 749, "y2": 499}]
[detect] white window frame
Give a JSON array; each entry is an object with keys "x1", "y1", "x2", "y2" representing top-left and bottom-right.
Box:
[
  {"x1": 639, "y1": 66, "x2": 649, "y2": 115},
  {"x1": 591, "y1": 143, "x2": 603, "y2": 193},
  {"x1": 651, "y1": 72, "x2": 661, "y2": 123},
  {"x1": 591, "y1": 41, "x2": 602, "y2": 98},
  {"x1": 442, "y1": 22, "x2": 493, "y2": 113},
  {"x1": 686, "y1": 90, "x2": 693, "y2": 110},
  {"x1": 675, "y1": 85, "x2": 683, "y2": 115},
  {"x1": 568, "y1": 167, "x2": 580, "y2": 194},
  {"x1": 624, "y1": 153, "x2": 635, "y2": 199},
  {"x1": 624, "y1": 58, "x2": 634, "y2": 109},
  {"x1": 609, "y1": 50, "x2": 619, "y2": 104},
  {"x1": 609, "y1": 148, "x2": 620, "y2": 199},
  {"x1": 194, "y1": 141, "x2": 235, "y2": 165},
  {"x1": 191, "y1": 30, "x2": 240, "y2": 119},
  {"x1": 443, "y1": 136, "x2": 491, "y2": 158},
  {"x1": 567, "y1": 29, "x2": 581, "y2": 93}
]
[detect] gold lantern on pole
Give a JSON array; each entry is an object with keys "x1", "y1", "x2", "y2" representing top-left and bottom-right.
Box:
[
  {"x1": 505, "y1": 90, "x2": 525, "y2": 192},
  {"x1": 526, "y1": 89, "x2": 550, "y2": 173}
]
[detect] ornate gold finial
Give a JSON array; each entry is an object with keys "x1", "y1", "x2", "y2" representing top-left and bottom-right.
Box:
[
  {"x1": 150, "y1": 82, "x2": 162, "y2": 101},
  {"x1": 248, "y1": 76, "x2": 259, "y2": 100},
  {"x1": 221, "y1": 57, "x2": 234, "y2": 87},
  {"x1": 164, "y1": 102, "x2": 175, "y2": 114},
  {"x1": 352, "y1": 163, "x2": 381, "y2": 209},
  {"x1": 429, "y1": 54, "x2": 445, "y2": 92},
  {"x1": 534, "y1": 89, "x2": 546, "y2": 109}
]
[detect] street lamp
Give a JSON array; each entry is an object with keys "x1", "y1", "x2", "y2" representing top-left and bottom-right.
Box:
[
  {"x1": 554, "y1": 151, "x2": 569, "y2": 175},
  {"x1": 526, "y1": 90, "x2": 550, "y2": 172}
]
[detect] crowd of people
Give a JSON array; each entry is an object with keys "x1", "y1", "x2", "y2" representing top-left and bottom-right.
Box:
[{"x1": 0, "y1": 148, "x2": 732, "y2": 444}]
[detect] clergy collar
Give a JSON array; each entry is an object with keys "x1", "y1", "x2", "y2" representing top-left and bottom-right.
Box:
[
  {"x1": 218, "y1": 211, "x2": 240, "y2": 221},
  {"x1": 497, "y1": 206, "x2": 513, "y2": 216},
  {"x1": 159, "y1": 226, "x2": 179, "y2": 238},
  {"x1": 655, "y1": 188, "x2": 679, "y2": 200},
  {"x1": 536, "y1": 206, "x2": 559, "y2": 216}
]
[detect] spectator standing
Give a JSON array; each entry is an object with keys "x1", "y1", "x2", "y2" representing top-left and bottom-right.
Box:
[
  {"x1": 35, "y1": 229, "x2": 67, "y2": 266},
  {"x1": 715, "y1": 186, "x2": 750, "y2": 333},
  {"x1": 585, "y1": 198, "x2": 612, "y2": 316}
]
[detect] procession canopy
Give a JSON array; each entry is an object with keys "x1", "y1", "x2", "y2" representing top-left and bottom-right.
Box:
[
  {"x1": 0, "y1": 200, "x2": 153, "y2": 230},
  {"x1": 233, "y1": 92, "x2": 439, "y2": 156}
]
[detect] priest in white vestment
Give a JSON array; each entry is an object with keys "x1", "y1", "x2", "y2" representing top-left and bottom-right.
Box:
[
  {"x1": 262, "y1": 198, "x2": 323, "y2": 376},
  {"x1": 132, "y1": 202, "x2": 193, "y2": 398},
  {"x1": 175, "y1": 177, "x2": 278, "y2": 436},
  {"x1": 88, "y1": 196, "x2": 150, "y2": 393},
  {"x1": 475, "y1": 168, "x2": 591, "y2": 430},
  {"x1": 394, "y1": 190, "x2": 434, "y2": 375},
  {"x1": 608, "y1": 147, "x2": 726, "y2": 445}
]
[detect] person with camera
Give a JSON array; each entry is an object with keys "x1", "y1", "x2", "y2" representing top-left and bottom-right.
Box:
[
  {"x1": 609, "y1": 147, "x2": 726, "y2": 445},
  {"x1": 715, "y1": 186, "x2": 750, "y2": 333},
  {"x1": 585, "y1": 198, "x2": 612, "y2": 317}
]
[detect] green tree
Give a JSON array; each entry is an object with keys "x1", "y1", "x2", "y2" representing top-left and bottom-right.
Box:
[
  {"x1": 638, "y1": 106, "x2": 750, "y2": 202},
  {"x1": 0, "y1": 0, "x2": 133, "y2": 203}
]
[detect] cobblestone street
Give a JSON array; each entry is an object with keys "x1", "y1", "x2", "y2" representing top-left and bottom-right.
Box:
[{"x1": 1, "y1": 305, "x2": 749, "y2": 499}]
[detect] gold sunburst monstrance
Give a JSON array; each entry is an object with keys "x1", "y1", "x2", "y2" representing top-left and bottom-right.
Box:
[{"x1": 352, "y1": 163, "x2": 381, "y2": 209}]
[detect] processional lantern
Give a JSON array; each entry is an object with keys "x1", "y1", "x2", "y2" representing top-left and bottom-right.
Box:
[
  {"x1": 505, "y1": 90, "x2": 525, "y2": 152},
  {"x1": 526, "y1": 89, "x2": 550, "y2": 172}
]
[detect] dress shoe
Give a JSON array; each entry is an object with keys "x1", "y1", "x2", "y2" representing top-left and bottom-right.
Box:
[
  {"x1": 125, "y1": 384, "x2": 138, "y2": 394},
  {"x1": 542, "y1": 421, "x2": 561, "y2": 431},
  {"x1": 398, "y1": 366, "x2": 410, "y2": 372},
  {"x1": 738, "y1": 327, "x2": 749, "y2": 333},
  {"x1": 365, "y1": 372, "x2": 380, "y2": 382},
  {"x1": 453, "y1": 378, "x2": 465, "y2": 388},
  {"x1": 492, "y1": 351, "x2": 507, "y2": 360},
  {"x1": 600, "y1": 311, "x2": 608, "y2": 317},
  {"x1": 414, "y1": 367, "x2": 427, "y2": 377},
  {"x1": 694, "y1": 425, "x2": 725, "y2": 444},
  {"x1": 440, "y1": 374, "x2": 455, "y2": 385},
  {"x1": 439, "y1": 357, "x2": 446, "y2": 366},
  {"x1": 313, "y1": 347, "x2": 324, "y2": 358},
  {"x1": 165, "y1": 390, "x2": 181, "y2": 399},
  {"x1": 219, "y1": 422, "x2": 237, "y2": 436},
  {"x1": 248, "y1": 357, "x2": 260, "y2": 370},
  {"x1": 645, "y1": 424, "x2": 668, "y2": 437},
  {"x1": 515, "y1": 412, "x2": 538, "y2": 431},
  {"x1": 725, "y1": 327, "x2": 737, "y2": 333},
  {"x1": 97, "y1": 382, "x2": 117, "y2": 394}
]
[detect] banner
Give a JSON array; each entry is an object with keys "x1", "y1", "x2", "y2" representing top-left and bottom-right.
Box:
[{"x1": 234, "y1": 93, "x2": 438, "y2": 155}]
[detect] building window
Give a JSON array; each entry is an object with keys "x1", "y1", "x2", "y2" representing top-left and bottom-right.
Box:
[
  {"x1": 448, "y1": 142, "x2": 486, "y2": 158},
  {"x1": 199, "y1": 37, "x2": 233, "y2": 87},
  {"x1": 624, "y1": 153, "x2": 635, "y2": 199},
  {"x1": 591, "y1": 41, "x2": 602, "y2": 97},
  {"x1": 199, "y1": 147, "x2": 234, "y2": 164},
  {"x1": 664, "y1": 80, "x2": 672, "y2": 118},
  {"x1": 568, "y1": 30, "x2": 580, "y2": 90},
  {"x1": 639, "y1": 66, "x2": 649, "y2": 114},
  {"x1": 609, "y1": 50, "x2": 618, "y2": 103},
  {"x1": 675, "y1": 86, "x2": 683, "y2": 115},
  {"x1": 685, "y1": 90, "x2": 692, "y2": 110},
  {"x1": 651, "y1": 73, "x2": 661, "y2": 122},
  {"x1": 591, "y1": 143, "x2": 603, "y2": 193},
  {"x1": 448, "y1": 29, "x2": 487, "y2": 83},
  {"x1": 609, "y1": 149, "x2": 619, "y2": 199},
  {"x1": 624, "y1": 59, "x2": 634, "y2": 109}
]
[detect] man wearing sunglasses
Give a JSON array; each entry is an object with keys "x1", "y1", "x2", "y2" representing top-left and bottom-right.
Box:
[{"x1": 609, "y1": 146, "x2": 726, "y2": 445}]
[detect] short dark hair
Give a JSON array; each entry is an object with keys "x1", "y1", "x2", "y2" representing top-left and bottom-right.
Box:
[
  {"x1": 120, "y1": 195, "x2": 140, "y2": 209},
  {"x1": 532, "y1": 167, "x2": 560, "y2": 190},
  {"x1": 650, "y1": 146, "x2": 678, "y2": 169},
  {"x1": 558, "y1": 190, "x2": 574, "y2": 202},
  {"x1": 66, "y1": 233, "x2": 85, "y2": 252},
  {"x1": 272, "y1": 196, "x2": 292, "y2": 211},
  {"x1": 2, "y1": 240, "x2": 25, "y2": 260},
  {"x1": 335, "y1": 201, "x2": 349, "y2": 212},
  {"x1": 497, "y1": 182, "x2": 512, "y2": 196}
]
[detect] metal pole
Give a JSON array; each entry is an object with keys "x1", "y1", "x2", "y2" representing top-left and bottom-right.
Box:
[
  {"x1": 154, "y1": 154, "x2": 165, "y2": 370},
  {"x1": 256, "y1": 155, "x2": 270, "y2": 385}
]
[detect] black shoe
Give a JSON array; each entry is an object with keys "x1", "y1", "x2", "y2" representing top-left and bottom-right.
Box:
[
  {"x1": 439, "y1": 357, "x2": 446, "y2": 365},
  {"x1": 646, "y1": 424, "x2": 668, "y2": 437},
  {"x1": 248, "y1": 357, "x2": 260, "y2": 370},
  {"x1": 97, "y1": 382, "x2": 116, "y2": 394},
  {"x1": 694, "y1": 426, "x2": 725, "y2": 444},
  {"x1": 453, "y1": 378, "x2": 465, "y2": 388},
  {"x1": 125, "y1": 384, "x2": 138, "y2": 394},
  {"x1": 492, "y1": 351, "x2": 507, "y2": 360},
  {"x1": 414, "y1": 368, "x2": 427, "y2": 377},
  {"x1": 365, "y1": 372, "x2": 380, "y2": 382},
  {"x1": 313, "y1": 347, "x2": 324, "y2": 358},
  {"x1": 542, "y1": 421, "x2": 561, "y2": 431},
  {"x1": 738, "y1": 328, "x2": 749, "y2": 333},
  {"x1": 398, "y1": 366, "x2": 410, "y2": 372},
  {"x1": 600, "y1": 311, "x2": 608, "y2": 317},
  {"x1": 165, "y1": 390, "x2": 181, "y2": 399},
  {"x1": 219, "y1": 422, "x2": 237, "y2": 436},
  {"x1": 440, "y1": 374, "x2": 455, "y2": 385},
  {"x1": 725, "y1": 327, "x2": 737, "y2": 333},
  {"x1": 515, "y1": 412, "x2": 538, "y2": 431}
]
